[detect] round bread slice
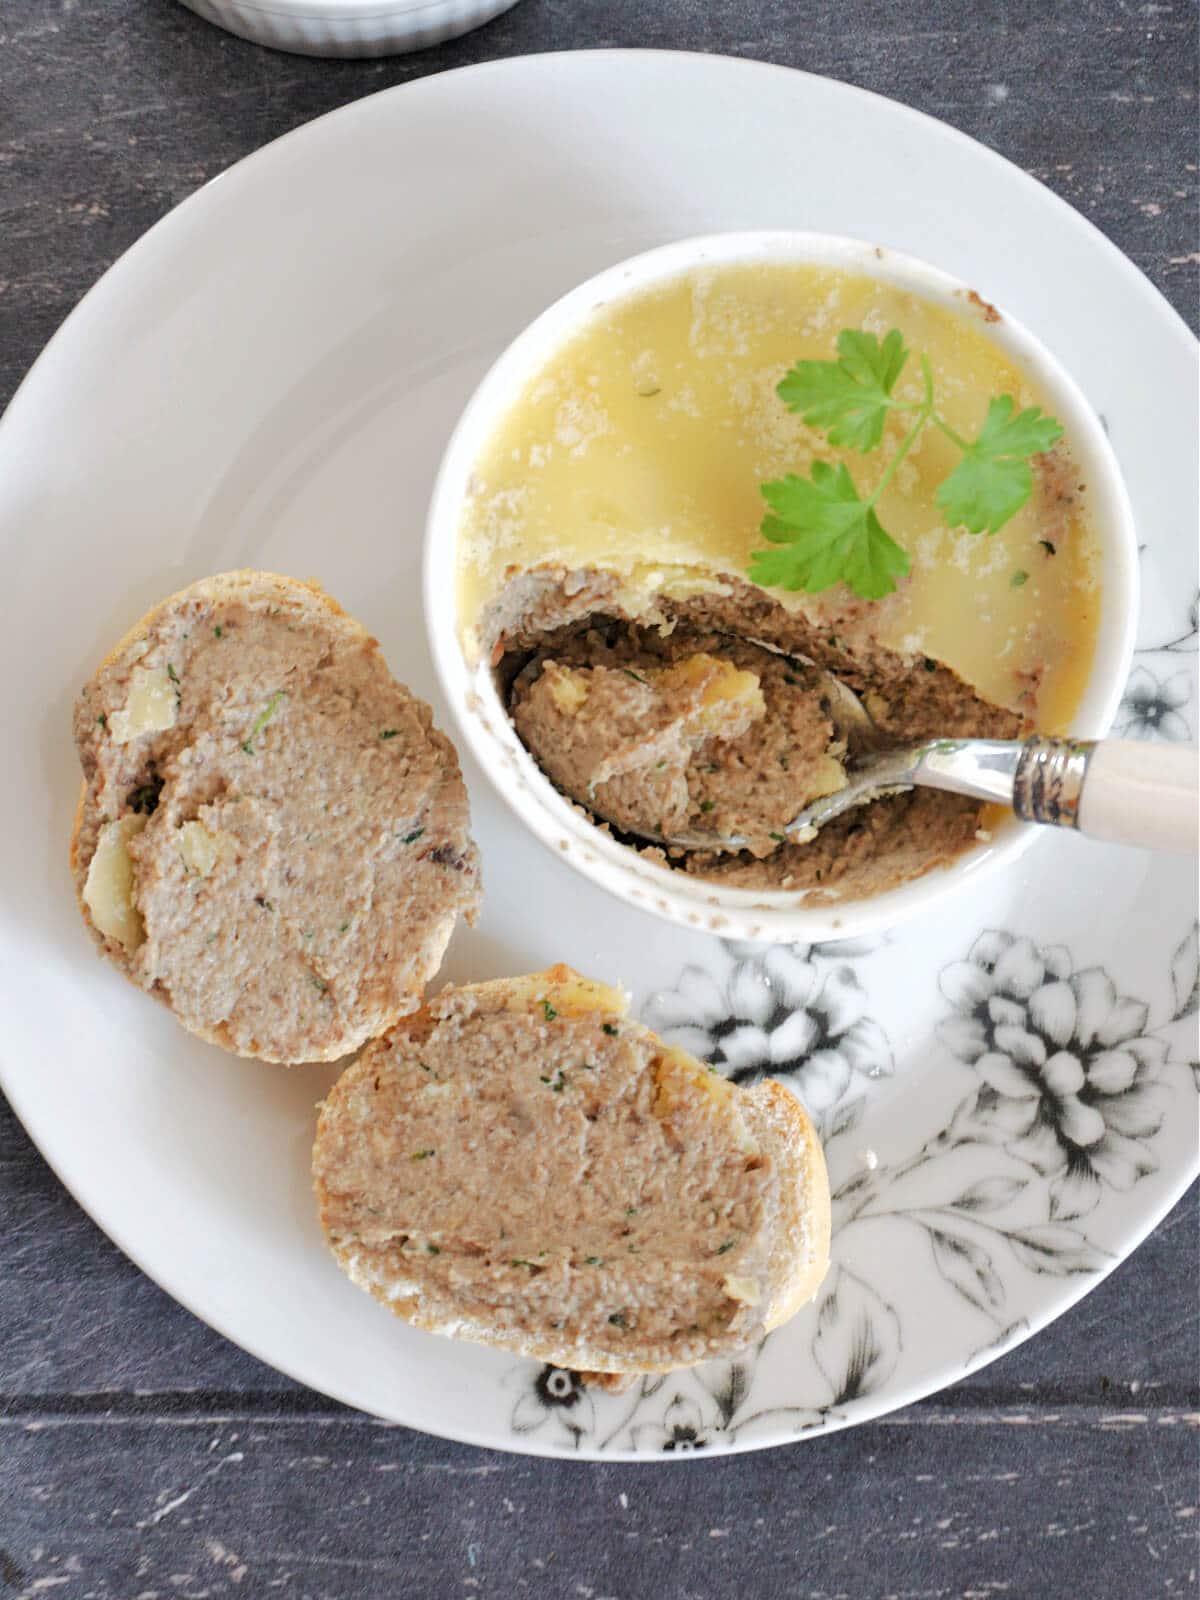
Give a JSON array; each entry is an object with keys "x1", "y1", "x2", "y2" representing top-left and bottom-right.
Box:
[
  {"x1": 312, "y1": 966, "x2": 830, "y2": 1374},
  {"x1": 71, "y1": 571, "x2": 480, "y2": 1064}
]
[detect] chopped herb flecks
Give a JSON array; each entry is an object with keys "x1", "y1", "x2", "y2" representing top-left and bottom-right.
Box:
[
  {"x1": 541, "y1": 1000, "x2": 558, "y2": 1022},
  {"x1": 584, "y1": 1256, "x2": 604, "y2": 1266},
  {"x1": 715, "y1": 1238, "x2": 738, "y2": 1255},
  {"x1": 242, "y1": 690, "x2": 286, "y2": 755},
  {"x1": 166, "y1": 663, "x2": 180, "y2": 684},
  {"x1": 622, "y1": 668, "x2": 648, "y2": 685},
  {"x1": 399, "y1": 827, "x2": 425, "y2": 845},
  {"x1": 96, "y1": 713, "x2": 107, "y2": 727},
  {"x1": 411, "y1": 1149, "x2": 435, "y2": 1161},
  {"x1": 602, "y1": 1023, "x2": 619, "y2": 1037},
  {"x1": 539, "y1": 1070, "x2": 568, "y2": 1092},
  {"x1": 213, "y1": 624, "x2": 224, "y2": 638},
  {"x1": 426, "y1": 1244, "x2": 441, "y2": 1255},
  {"x1": 699, "y1": 799, "x2": 715, "y2": 814},
  {"x1": 254, "y1": 896, "x2": 274, "y2": 912},
  {"x1": 309, "y1": 975, "x2": 328, "y2": 994},
  {"x1": 608, "y1": 1312, "x2": 627, "y2": 1328},
  {"x1": 1011, "y1": 569, "x2": 1029, "y2": 588},
  {"x1": 379, "y1": 729, "x2": 400, "y2": 740}
]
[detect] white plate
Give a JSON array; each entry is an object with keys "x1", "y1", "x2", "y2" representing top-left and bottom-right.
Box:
[{"x1": 0, "y1": 51, "x2": 1195, "y2": 1460}]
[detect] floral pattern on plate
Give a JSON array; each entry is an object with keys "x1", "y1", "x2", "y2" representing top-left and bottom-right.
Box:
[{"x1": 503, "y1": 914, "x2": 1198, "y2": 1453}]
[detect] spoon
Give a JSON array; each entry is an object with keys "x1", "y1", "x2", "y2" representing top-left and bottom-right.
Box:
[
  {"x1": 784, "y1": 732, "x2": 1198, "y2": 851},
  {"x1": 582, "y1": 646, "x2": 1198, "y2": 855},
  {"x1": 624, "y1": 733, "x2": 1198, "y2": 855}
]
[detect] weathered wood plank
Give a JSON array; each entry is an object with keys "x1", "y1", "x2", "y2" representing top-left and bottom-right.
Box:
[{"x1": 0, "y1": 1410, "x2": 1196, "y2": 1599}]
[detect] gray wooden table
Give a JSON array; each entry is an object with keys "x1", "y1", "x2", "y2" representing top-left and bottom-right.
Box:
[{"x1": 2, "y1": 3, "x2": 1196, "y2": 1595}]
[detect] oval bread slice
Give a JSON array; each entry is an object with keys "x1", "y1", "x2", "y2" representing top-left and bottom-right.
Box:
[
  {"x1": 313, "y1": 966, "x2": 830, "y2": 1374},
  {"x1": 71, "y1": 571, "x2": 480, "y2": 1063}
]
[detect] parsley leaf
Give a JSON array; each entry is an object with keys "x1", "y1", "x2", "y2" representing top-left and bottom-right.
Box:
[
  {"x1": 751, "y1": 464, "x2": 911, "y2": 600},
  {"x1": 751, "y1": 329, "x2": 1064, "y2": 601},
  {"x1": 777, "y1": 328, "x2": 909, "y2": 452},
  {"x1": 936, "y1": 397, "x2": 1064, "y2": 534}
]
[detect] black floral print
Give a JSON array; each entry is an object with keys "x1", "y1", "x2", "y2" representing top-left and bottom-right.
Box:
[
  {"x1": 644, "y1": 944, "x2": 892, "y2": 1127},
  {"x1": 508, "y1": 1364, "x2": 596, "y2": 1444},
  {"x1": 631, "y1": 1393, "x2": 710, "y2": 1453},
  {"x1": 1117, "y1": 666, "x2": 1191, "y2": 740},
  {"x1": 938, "y1": 931, "x2": 1169, "y2": 1218}
]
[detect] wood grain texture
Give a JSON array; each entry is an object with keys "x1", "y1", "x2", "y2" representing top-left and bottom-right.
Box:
[
  {"x1": 1, "y1": 1409, "x2": 1197, "y2": 1599},
  {"x1": 0, "y1": 0, "x2": 1197, "y2": 1594}
]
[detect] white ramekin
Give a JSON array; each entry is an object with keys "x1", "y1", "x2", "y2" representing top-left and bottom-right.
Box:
[
  {"x1": 178, "y1": 0, "x2": 519, "y2": 57},
  {"x1": 425, "y1": 232, "x2": 1139, "y2": 944}
]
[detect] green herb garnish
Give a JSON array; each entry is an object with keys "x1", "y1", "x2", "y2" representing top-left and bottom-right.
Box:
[
  {"x1": 96, "y1": 713, "x2": 107, "y2": 727},
  {"x1": 621, "y1": 668, "x2": 648, "y2": 685},
  {"x1": 399, "y1": 827, "x2": 425, "y2": 845},
  {"x1": 539, "y1": 1070, "x2": 567, "y2": 1092},
  {"x1": 749, "y1": 329, "x2": 1063, "y2": 600},
  {"x1": 1010, "y1": 568, "x2": 1029, "y2": 588},
  {"x1": 166, "y1": 663, "x2": 180, "y2": 684},
  {"x1": 379, "y1": 729, "x2": 400, "y2": 740},
  {"x1": 608, "y1": 1312, "x2": 627, "y2": 1328},
  {"x1": 411, "y1": 1149, "x2": 435, "y2": 1161},
  {"x1": 426, "y1": 1244, "x2": 441, "y2": 1254},
  {"x1": 541, "y1": 1000, "x2": 558, "y2": 1022},
  {"x1": 242, "y1": 691, "x2": 286, "y2": 755},
  {"x1": 602, "y1": 1023, "x2": 619, "y2": 1037},
  {"x1": 584, "y1": 1256, "x2": 604, "y2": 1266},
  {"x1": 714, "y1": 1238, "x2": 738, "y2": 1256},
  {"x1": 213, "y1": 624, "x2": 224, "y2": 639}
]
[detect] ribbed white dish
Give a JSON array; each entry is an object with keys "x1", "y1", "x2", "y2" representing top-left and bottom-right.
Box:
[{"x1": 178, "y1": 0, "x2": 520, "y2": 57}]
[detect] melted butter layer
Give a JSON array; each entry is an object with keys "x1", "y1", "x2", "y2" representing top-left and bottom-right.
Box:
[{"x1": 457, "y1": 262, "x2": 1100, "y2": 729}]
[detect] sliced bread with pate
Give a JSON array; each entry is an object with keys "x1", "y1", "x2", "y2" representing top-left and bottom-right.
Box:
[
  {"x1": 71, "y1": 571, "x2": 480, "y2": 1063},
  {"x1": 312, "y1": 966, "x2": 830, "y2": 1374}
]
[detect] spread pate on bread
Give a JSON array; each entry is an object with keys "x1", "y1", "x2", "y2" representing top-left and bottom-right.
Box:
[
  {"x1": 71, "y1": 571, "x2": 480, "y2": 1064},
  {"x1": 313, "y1": 968, "x2": 831, "y2": 1375}
]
